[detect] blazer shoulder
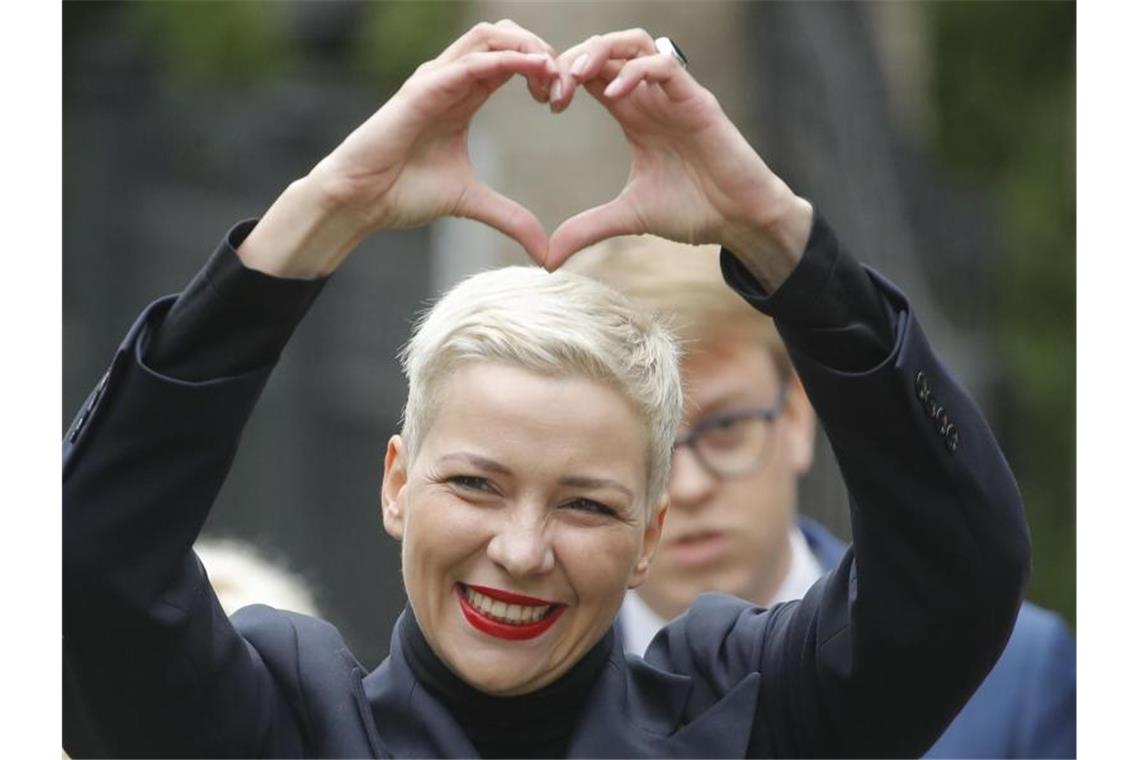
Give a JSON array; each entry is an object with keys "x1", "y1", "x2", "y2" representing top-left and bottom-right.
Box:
[
  {"x1": 232, "y1": 606, "x2": 382, "y2": 757},
  {"x1": 648, "y1": 593, "x2": 774, "y2": 689},
  {"x1": 232, "y1": 604, "x2": 366, "y2": 676}
]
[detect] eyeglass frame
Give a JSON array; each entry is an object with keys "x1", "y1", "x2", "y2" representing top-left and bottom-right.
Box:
[{"x1": 671, "y1": 382, "x2": 791, "y2": 480}]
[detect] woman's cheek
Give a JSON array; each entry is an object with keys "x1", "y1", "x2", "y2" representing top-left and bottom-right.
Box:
[{"x1": 560, "y1": 525, "x2": 642, "y2": 588}]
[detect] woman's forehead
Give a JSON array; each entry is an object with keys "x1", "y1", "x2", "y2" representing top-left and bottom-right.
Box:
[{"x1": 422, "y1": 363, "x2": 649, "y2": 486}]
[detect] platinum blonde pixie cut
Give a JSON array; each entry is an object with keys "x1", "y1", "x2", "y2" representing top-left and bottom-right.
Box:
[{"x1": 399, "y1": 266, "x2": 683, "y2": 510}]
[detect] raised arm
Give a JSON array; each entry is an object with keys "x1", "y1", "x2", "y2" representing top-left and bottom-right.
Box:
[
  {"x1": 550, "y1": 30, "x2": 1030, "y2": 757},
  {"x1": 63, "y1": 22, "x2": 560, "y2": 757}
]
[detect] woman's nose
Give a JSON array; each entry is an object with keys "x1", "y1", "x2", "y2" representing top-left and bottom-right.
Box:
[
  {"x1": 486, "y1": 515, "x2": 556, "y2": 577},
  {"x1": 669, "y1": 446, "x2": 717, "y2": 509}
]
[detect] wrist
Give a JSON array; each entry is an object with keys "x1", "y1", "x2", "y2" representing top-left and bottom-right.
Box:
[
  {"x1": 236, "y1": 175, "x2": 369, "y2": 279},
  {"x1": 723, "y1": 193, "x2": 813, "y2": 293}
]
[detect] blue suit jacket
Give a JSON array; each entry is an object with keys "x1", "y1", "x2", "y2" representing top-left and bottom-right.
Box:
[
  {"x1": 799, "y1": 517, "x2": 1076, "y2": 759},
  {"x1": 63, "y1": 268, "x2": 1030, "y2": 757}
]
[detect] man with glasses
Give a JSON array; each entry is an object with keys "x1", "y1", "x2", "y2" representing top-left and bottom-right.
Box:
[{"x1": 573, "y1": 234, "x2": 1075, "y2": 759}]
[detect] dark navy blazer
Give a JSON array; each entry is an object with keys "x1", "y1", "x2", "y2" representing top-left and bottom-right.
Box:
[{"x1": 63, "y1": 268, "x2": 1030, "y2": 758}]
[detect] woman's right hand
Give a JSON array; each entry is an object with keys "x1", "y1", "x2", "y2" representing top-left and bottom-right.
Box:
[{"x1": 239, "y1": 21, "x2": 556, "y2": 278}]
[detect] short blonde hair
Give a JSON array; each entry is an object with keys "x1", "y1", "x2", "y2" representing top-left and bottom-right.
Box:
[
  {"x1": 399, "y1": 266, "x2": 683, "y2": 510},
  {"x1": 567, "y1": 237, "x2": 793, "y2": 380}
]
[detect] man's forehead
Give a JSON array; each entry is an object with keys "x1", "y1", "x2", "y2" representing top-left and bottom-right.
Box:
[{"x1": 680, "y1": 339, "x2": 783, "y2": 416}]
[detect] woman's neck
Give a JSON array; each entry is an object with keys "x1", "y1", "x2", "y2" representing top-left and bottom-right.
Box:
[{"x1": 399, "y1": 608, "x2": 614, "y2": 758}]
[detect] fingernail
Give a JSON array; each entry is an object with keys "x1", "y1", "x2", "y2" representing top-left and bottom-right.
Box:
[
  {"x1": 571, "y1": 54, "x2": 589, "y2": 77},
  {"x1": 551, "y1": 78, "x2": 563, "y2": 102},
  {"x1": 603, "y1": 77, "x2": 622, "y2": 98}
]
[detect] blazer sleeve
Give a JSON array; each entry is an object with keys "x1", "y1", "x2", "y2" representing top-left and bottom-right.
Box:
[
  {"x1": 656, "y1": 224, "x2": 1030, "y2": 757},
  {"x1": 63, "y1": 274, "x2": 314, "y2": 754},
  {"x1": 763, "y1": 274, "x2": 1028, "y2": 756}
]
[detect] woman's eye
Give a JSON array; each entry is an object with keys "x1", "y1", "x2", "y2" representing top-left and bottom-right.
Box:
[
  {"x1": 447, "y1": 475, "x2": 491, "y2": 492},
  {"x1": 563, "y1": 498, "x2": 618, "y2": 518}
]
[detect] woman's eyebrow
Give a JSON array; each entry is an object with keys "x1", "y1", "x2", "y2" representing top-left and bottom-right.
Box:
[
  {"x1": 439, "y1": 452, "x2": 512, "y2": 474},
  {"x1": 558, "y1": 476, "x2": 634, "y2": 500}
]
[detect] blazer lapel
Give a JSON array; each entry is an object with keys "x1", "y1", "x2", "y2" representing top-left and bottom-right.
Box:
[
  {"x1": 660, "y1": 673, "x2": 762, "y2": 757},
  {"x1": 362, "y1": 632, "x2": 480, "y2": 759},
  {"x1": 567, "y1": 643, "x2": 693, "y2": 757},
  {"x1": 363, "y1": 623, "x2": 761, "y2": 758},
  {"x1": 569, "y1": 642, "x2": 763, "y2": 758}
]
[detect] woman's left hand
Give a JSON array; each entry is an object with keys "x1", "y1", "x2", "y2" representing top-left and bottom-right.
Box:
[{"x1": 544, "y1": 30, "x2": 813, "y2": 290}]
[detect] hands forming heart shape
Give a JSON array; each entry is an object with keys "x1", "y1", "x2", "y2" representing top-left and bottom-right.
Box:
[{"x1": 301, "y1": 21, "x2": 812, "y2": 286}]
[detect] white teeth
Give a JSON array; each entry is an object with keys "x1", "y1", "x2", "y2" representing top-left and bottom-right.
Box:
[{"x1": 463, "y1": 586, "x2": 553, "y2": 626}]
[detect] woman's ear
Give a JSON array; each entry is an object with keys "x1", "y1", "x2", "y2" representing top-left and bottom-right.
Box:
[
  {"x1": 784, "y1": 374, "x2": 816, "y2": 476},
  {"x1": 380, "y1": 435, "x2": 409, "y2": 541},
  {"x1": 628, "y1": 496, "x2": 669, "y2": 589}
]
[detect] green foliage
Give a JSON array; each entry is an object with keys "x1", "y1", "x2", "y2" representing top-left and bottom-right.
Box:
[
  {"x1": 120, "y1": 1, "x2": 463, "y2": 92},
  {"x1": 927, "y1": 1, "x2": 1075, "y2": 626},
  {"x1": 351, "y1": 1, "x2": 466, "y2": 88},
  {"x1": 125, "y1": 1, "x2": 294, "y2": 88}
]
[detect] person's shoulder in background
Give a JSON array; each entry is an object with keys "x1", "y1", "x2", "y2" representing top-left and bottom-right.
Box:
[
  {"x1": 925, "y1": 601, "x2": 1076, "y2": 759},
  {"x1": 195, "y1": 536, "x2": 321, "y2": 618},
  {"x1": 797, "y1": 516, "x2": 1075, "y2": 759}
]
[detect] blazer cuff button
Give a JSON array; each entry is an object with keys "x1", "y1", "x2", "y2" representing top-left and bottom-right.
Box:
[
  {"x1": 915, "y1": 370, "x2": 930, "y2": 402},
  {"x1": 945, "y1": 424, "x2": 959, "y2": 452}
]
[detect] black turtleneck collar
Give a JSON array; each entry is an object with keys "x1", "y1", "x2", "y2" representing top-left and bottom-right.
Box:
[{"x1": 399, "y1": 607, "x2": 614, "y2": 758}]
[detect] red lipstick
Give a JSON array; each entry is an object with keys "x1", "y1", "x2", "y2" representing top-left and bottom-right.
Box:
[
  {"x1": 464, "y1": 584, "x2": 558, "y2": 606},
  {"x1": 456, "y1": 584, "x2": 564, "y2": 641}
]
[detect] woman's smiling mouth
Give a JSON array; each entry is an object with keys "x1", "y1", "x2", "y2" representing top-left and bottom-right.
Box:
[{"x1": 457, "y1": 583, "x2": 565, "y2": 640}]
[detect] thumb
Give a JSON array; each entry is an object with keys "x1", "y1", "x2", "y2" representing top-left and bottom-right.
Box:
[
  {"x1": 547, "y1": 196, "x2": 641, "y2": 271},
  {"x1": 456, "y1": 182, "x2": 549, "y2": 266}
]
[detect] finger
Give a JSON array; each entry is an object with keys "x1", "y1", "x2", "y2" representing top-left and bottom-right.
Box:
[
  {"x1": 574, "y1": 61, "x2": 647, "y2": 114},
  {"x1": 488, "y1": 20, "x2": 558, "y2": 103},
  {"x1": 492, "y1": 19, "x2": 557, "y2": 58},
  {"x1": 429, "y1": 21, "x2": 557, "y2": 102},
  {"x1": 439, "y1": 20, "x2": 555, "y2": 63},
  {"x1": 547, "y1": 198, "x2": 641, "y2": 271},
  {"x1": 457, "y1": 183, "x2": 549, "y2": 266},
  {"x1": 587, "y1": 60, "x2": 624, "y2": 87},
  {"x1": 601, "y1": 52, "x2": 693, "y2": 101},
  {"x1": 422, "y1": 50, "x2": 554, "y2": 99},
  {"x1": 551, "y1": 28, "x2": 656, "y2": 112},
  {"x1": 560, "y1": 60, "x2": 625, "y2": 109},
  {"x1": 440, "y1": 20, "x2": 558, "y2": 101},
  {"x1": 525, "y1": 64, "x2": 554, "y2": 104}
]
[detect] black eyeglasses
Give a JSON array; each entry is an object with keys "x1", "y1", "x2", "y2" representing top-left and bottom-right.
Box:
[{"x1": 672, "y1": 383, "x2": 790, "y2": 479}]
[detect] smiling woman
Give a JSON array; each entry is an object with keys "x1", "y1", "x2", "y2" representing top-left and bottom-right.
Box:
[
  {"x1": 63, "y1": 19, "x2": 1029, "y2": 759},
  {"x1": 380, "y1": 268, "x2": 680, "y2": 697}
]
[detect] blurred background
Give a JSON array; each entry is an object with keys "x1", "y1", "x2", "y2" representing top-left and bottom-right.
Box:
[{"x1": 63, "y1": 0, "x2": 1074, "y2": 667}]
